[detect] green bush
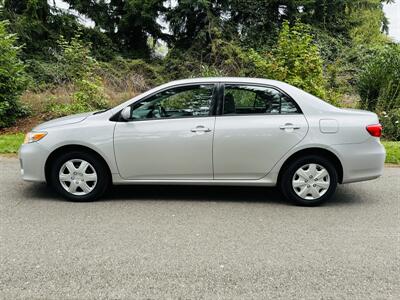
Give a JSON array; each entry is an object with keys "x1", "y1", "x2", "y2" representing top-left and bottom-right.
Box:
[
  {"x1": 44, "y1": 35, "x2": 110, "y2": 118},
  {"x1": 380, "y1": 109, "x2": 400, "y2": 141},
  {"x1": 26, "y1": 34, "x2": 99, "y2": 88},
  {"x1": 265, "y1": 21, "x2": 327, "y2": 100},
  {"x1": 246, "y1": 21, "x2": 340, "y2": 105},
  {"x1": 46, "y1": 78, "x2": 110, "y2": 118},
  {"x1": 357, "y1": 44, "x2": 400, "y2": 112},
  {"x1": 98, "y1": 57, "x2": 164, "y2": 90},
  {"x1": 0, "y1": 21, "x2": 29, "y2": 128}
]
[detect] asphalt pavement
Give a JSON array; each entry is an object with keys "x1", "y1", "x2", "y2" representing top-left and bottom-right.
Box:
[{"x1": 0, "y1": 157, "x2": 399, "y2": 299}]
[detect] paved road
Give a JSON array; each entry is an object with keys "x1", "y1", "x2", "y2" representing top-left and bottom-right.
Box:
[{"x1": 0, "y1": 157, "x2": 399, "y2": 299}]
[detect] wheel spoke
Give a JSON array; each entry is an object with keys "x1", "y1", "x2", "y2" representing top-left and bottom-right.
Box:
[
  {"x1": 308, "y1": 164, "x2": 317, "y2": 177},
  {"x1": 78, "y1": 161, "x2": 89, "y2": 173},
  {"x1": 315, "y1": 169, "x2": 328, "y2": 180},
  {"x1": 310, "y1": 187, "x2": 320, "y2": 199},
  {"x1": 293, "y1": 180, "x2": 307, "y2": 188},
  {"x1": 65, "y1": 161, "x2": 76, "y2": 173},
  {"x1": 83, "y1": 173, "x2": 97, "y2": 182},
  {"x1": 315, "y1": 181, "x2": 330, "y2": 189},
  {"x1": 79, "y1": 182, "x2": 92, "y2": 193},
  {"x1": 68, "y1": 181, "x2": 78, "y2": 193},
  {"x1": 296, "y1": 168, "x2": 309, "y2": 180},
  {"x1": 59, "y1": 173, "x2": 71, "y2": 182},
  {"x1": 298, "y1": 186, "x2": 310, "y2": 198}
]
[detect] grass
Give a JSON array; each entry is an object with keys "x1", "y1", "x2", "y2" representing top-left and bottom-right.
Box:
[
  {"x1": 0, "y1": 133, "x2": 24, "y2": 153},
  {"x1": 383, "y1": 141, "x2": 400, "y2": 164},
  {"x1": 0, "y1": 133, "x2": 399, "y2": 165}
]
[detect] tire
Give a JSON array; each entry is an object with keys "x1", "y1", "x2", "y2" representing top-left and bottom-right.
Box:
[
  {"x1": 279, "y1": 155, "x2": 338, "y2": 206},
  {"x1": 50, "y1": 151, "x2": 110, "y2": 201}
]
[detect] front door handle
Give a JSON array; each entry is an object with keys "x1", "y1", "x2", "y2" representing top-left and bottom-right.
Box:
[
  {"x1": 280, "y1": 123, "x2": 300, "y2": 130},
  {"x1": 191, "y1": 125, "x2": 212, "y2": 133}
]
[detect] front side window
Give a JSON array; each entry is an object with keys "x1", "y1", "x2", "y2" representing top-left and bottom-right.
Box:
[
  {"x1": 223, "y1": 85, "x2": 300, "y2": 115},
  {"x1": 130, "y1": 84, "x2": 215, "y2": 120}
]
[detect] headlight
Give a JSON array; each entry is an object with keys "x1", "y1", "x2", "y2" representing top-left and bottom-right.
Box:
[{"x1": 24, "y1": 131, "x2": 47, "y2": 144}]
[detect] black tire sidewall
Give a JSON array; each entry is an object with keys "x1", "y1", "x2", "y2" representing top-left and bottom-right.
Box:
[
  {"x1": 50, "y1": 151, "x2": 109, "y2": 201},
  {"x1": 280, "y1": 155, "x2": 338, "y2": 206}
]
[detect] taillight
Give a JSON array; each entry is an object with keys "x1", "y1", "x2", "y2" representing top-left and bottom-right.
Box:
[{"x1": 366, "y1": 124, "x2": 382, "y2": 137}]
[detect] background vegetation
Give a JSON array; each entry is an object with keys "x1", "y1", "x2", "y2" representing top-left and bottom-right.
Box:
[{"x1": 0, "y1": 0, "x2": 399, "y2": 145}]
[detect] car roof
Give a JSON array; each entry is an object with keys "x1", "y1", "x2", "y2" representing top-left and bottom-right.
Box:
[{"x1": 164, "y1": 77, "x2": 285, "y2": 87}]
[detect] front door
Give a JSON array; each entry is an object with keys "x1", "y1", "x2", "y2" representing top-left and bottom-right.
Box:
[
  {"x1": 114, "y1": 84, "x2": 216, "y2": 180},
  {"x1": 213, "y1": 84, "x2": 308, "y2": 180}
]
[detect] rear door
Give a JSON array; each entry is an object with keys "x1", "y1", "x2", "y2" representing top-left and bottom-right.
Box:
[{"x1": 213, "y1": 84, "x2": 308, "y2": 180}]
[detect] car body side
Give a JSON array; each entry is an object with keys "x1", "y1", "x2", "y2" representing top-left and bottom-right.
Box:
[{"x1": 19, "y1": 78, "x2": 386, "y2": 186}]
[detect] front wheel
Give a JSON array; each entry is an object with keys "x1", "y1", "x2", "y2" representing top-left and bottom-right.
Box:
[
  {"x1": 280, "y1": 156, "x2": 338, "y2": 206},
  {"x1": 50, "y1": 151, "x2": 109, "y2": 201}
]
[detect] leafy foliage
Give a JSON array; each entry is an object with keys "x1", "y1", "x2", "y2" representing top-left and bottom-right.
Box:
[
  {"x1": 64, "y1": 0, "x2": 166, "y2": 58},
  {"x1": 357, "y1": 44, "x2": 400, "y2": 112},
  {"x1": 44, "y1": 36, "x2": 110, "y2": 118},
  {"x1": 46, "y1": 78, "x2": 109, "y2": 118},
  {"x1": 0, "y1": 21, "x2": 29, "y2": 128},
  {"x1": 380, "y1": 109, "x2": 400, "y2": 141},
  {"x1": 263, "y1": 21, "x2": 328, "y2": 99}
]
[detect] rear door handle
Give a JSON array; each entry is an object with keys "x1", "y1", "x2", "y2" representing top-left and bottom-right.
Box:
[
  {"x1": 191, "y1": 125, "x2": 212, "y2": 133},
  {"x1": 280, "y1": 123, "x2": 300, "y2": 130}
]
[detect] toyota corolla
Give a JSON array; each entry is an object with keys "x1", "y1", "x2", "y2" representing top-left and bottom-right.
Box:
[{"x1": 19, "y1": 78, "x2": 386, "y2": 206}]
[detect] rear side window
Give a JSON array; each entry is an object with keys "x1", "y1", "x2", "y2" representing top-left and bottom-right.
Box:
[{"x1": 223, "y1": 85, "x2": 300, "y2": 115}]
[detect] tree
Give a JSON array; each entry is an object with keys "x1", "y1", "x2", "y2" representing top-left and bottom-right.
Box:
[
  {"x1": 64, "y1": 0, "x2": 166, "y2": 58},
  {"x1": 1, "y1": 0, "x2": 80, "y2": 59},
  {"x1": 0, "y1": 21, "x2": 28, "y2": 127}
]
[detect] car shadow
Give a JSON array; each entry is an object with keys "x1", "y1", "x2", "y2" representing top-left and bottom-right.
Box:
[
  {"x1": 23, "y1": 182, "x2": 363, "y2": 207},
  {"x1": 105, "y1": 185, "x2": 288, "y2": 205}
]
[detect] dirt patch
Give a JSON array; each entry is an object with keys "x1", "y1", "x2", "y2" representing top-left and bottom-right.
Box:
[
  {"x1": 0, "y1": 116, "x2": 43, "y2": 134},
  {"x1": 385, "y1": 163, "x2": 400, "y2": 168},
  {"x1": 0, "y1": 153, "x2": 18, "y2": 158}
]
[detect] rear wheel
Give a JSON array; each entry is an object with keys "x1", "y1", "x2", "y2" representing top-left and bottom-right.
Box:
[
  {"x1": 50, "y1": 151, "x2": 109, "y2": 201},
  {"x1": 280, "y1": 155, "x2": 338, "y2": 206}
]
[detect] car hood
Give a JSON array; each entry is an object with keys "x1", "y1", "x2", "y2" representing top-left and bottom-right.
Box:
[{"x1": 33, "y1": 112, "x2": 93, "y2": 131}]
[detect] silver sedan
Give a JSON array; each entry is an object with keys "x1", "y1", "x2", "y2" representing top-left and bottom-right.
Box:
[{"x1": 19, "y1": 78, "x2": 386, "y2": 206}]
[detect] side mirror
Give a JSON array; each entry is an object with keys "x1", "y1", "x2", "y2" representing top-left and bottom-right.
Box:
[{"x1": 120, "y1": 106, "x2": 131, "y2": 121}]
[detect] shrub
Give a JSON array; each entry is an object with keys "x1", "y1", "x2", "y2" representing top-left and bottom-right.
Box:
[
  {"x1": 26, "y1": 34, "x2": 98, "y2": 88},
  {"x1": 357, "y1": 44, "x2": 400, "y2": 112},
  {"x1": 0, "y1": 21, "x2": 29, "y2": 128},
  {"x1": 266, "y1": 21, "x2": 327, "y2": 100},
  {"x1": 380, "y1": 109, "x2": 400, "y2": 141},
  {"x1": 46, "y1": 78, "x2": 109, "y2": 118},
  {"x1": 56, "y1": 35, "x2": 97, "y2": 83},
  {"x1": 44, "y1": 35, "x2": 110, "y2": 118},
  {"x1": 245, "y1": 21, "x2": 340, "y2": 105},
  {"x1": 98, "y1": 57, "x2": 163, "y2": 91}
]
